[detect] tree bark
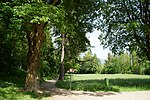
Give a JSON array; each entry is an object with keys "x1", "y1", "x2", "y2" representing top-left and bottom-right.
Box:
[
  {"x1": 147, "y1": 33, "x2": 150, "y2": 61},
  {"x1": 25, "y1": 23, "x2": 45, "y2": 92},
  {"x1": 59, "y1": 33, "x2": 65, "y2": 81}
]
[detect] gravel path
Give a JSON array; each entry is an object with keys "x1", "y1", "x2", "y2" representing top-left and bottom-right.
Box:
[
  {"x1": 51, "y1": 91, "x2": 150, "y2": 100},
  {"x1": 40, "y1": 80, "x2": 150, "y2": 100}
]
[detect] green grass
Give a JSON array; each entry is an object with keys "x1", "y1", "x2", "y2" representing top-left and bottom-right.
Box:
[
  {"x1": 56, "y1": 74, "x2": 150, "y2": 92},
  {"x1": 0, "y1": 85, "x2": 38, "y2": 100},
  {"x1": 0, "y1": 72, "x2": 50, "y2": 100}
]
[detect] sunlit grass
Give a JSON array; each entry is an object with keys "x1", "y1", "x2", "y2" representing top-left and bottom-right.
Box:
[
  {"x1": 0, "y1": 72, "x2": 51, "y2": 100},
  {"x1": 56, "y1": 74, "x2": 150, "y2": 92},
  {"x1": 71, "y1": 74, "x2": 150, "y2": 80},
  {"x1": 0, "y1": 80, "x2": 41, "y2": 100}
]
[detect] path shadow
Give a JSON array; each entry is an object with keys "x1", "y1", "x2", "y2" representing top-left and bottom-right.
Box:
[
  {"x1": 56, "y1": 78, "x2": 150, "y2": 92},
  {"x1": 39, "y1": 80, "x2": 116, "y2": 97}
]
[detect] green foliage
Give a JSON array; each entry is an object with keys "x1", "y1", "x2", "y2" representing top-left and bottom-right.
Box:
[
  {"x1": 103, "y1": 52, "x2": 150, "y2": 75},
  {"x1": 40, "y1": 33, "x2": 59, "y2": 78},
  {"x1": 51, "y1": 0, "x2": 100, "y2": 79},
  {"x1": 103, "y1": 53, "x2": 130, "y2": 74},
  {"x1": 78, "y1": 50, "x2": 102, "y2": 74},
  {"x1": 0, "y1": 0, "x2": 100, "y2": 82},
  {"x1": 142, "y1": 60, "x2": 150, "y2": 75},
  {"x1": 97, "y1": 0, "x2": 150, "y2": 60},
  {"x1": 13, "y1": 3, "x2": 63, "y2": 24},
  {"x1": 0, "y1": 2, "x2": 28, "y2": 73},
  {"x1": 0, "y1": 0, "x2": 63, "y2": 76}
]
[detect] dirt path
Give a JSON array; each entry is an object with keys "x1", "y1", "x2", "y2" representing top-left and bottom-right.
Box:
[{"x1": 40, "y1": 80, "x2": 150, "y2": 100}]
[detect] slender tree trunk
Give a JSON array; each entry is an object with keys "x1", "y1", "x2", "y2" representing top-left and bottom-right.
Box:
[
  {"x1": 144, "y1": 0, "x2": 150, "y2": 61},
  {"x1": 59, "y1": 33, "x2": 65, "y2": 81},
  {"x1": 147, "y1": 33, "x2": 150, "y2": 61},
  {"x1": 25, "y1": 23, "x2": 45, "y2": 92},
  {"x1": 129, "y1": 51, "x2": 133, "y2": 70}
]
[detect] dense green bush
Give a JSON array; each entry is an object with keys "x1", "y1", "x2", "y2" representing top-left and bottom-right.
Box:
[
  {"x1": 102, "y1": 53, "x2": 150, "y2": 75},
  {"x1": 78, "y1": 50, "x2": 103, "y2": 74},
  {"x1": 143, "y1": 61, "x2": 150, "y2": 75}
]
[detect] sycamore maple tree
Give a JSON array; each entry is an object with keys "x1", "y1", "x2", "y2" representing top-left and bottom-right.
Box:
[
  {"x1": 1, "y1": 0, "x2": 99, "y2": 91},
  {"x1": 12, "y1": 0, "x2": 63, "y2": 91}
]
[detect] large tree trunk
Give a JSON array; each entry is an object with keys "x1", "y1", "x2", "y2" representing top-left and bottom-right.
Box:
[
  {"x1": 59, "y1": 33, "x2": 65, "y2": 81},
  {"x1": 25, "y1": 23, "x2": 45, "y2": 92}
]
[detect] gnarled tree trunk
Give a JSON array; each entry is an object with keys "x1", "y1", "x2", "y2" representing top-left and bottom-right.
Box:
[{"x1": 25, "y1": 23, "x2": 45, "y2": 92}]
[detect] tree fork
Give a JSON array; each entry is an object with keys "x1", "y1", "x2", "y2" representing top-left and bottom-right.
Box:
[{"x1": 25, "y1": 23, "x2": 45, "y2": 92}]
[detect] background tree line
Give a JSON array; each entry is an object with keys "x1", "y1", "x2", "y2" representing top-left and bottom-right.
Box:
[
  {"x1": 102, "y1": 52, "x2": 150, "y2": 75},
  {"x1": 77, "y1": 51, "x2": 150, "y2": 75}
]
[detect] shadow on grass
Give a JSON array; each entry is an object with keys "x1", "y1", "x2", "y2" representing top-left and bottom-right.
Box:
[
  {"x1": 0, "y1": 74, "x2": 51, "y2": 100},
  {"x1": 38, "y1": 79, "x2": 116, "y2": 97},
  {"x1": 0, "y1": 89, "x2": 7, "y2": 99},
  {"x1": 109, "y1": 78, "x2": 150, "y2": 90},
  {"x1": 56, "y1": 78, "x2": 150, "y2": 92},
  {"x1": 44, "y1": 82, "x2": 116, "y2": 97}
]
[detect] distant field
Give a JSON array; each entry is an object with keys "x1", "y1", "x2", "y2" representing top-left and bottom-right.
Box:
[
  {"x1": 56, "y1": 74, "x2": 150, "y2": 92},
  {"x1": 71, "y1": 74, "x2": 150, "y2": 80}
]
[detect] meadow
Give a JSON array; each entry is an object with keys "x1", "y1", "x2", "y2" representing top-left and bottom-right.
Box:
[
  {"x1": 1, "y1": 74, "x2": 150, "y2": 100},
  {"x1": 56, "y1": 74, "x2": 150, "y2": 92}
]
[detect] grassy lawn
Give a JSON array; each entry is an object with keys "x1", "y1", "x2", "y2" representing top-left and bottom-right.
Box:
[
  {"x1": 0, "y1": 73, "x2": 50, "y2": 100},
  {"x1": 56, "y1": 74, "x2": 150, "y2": 92},
  {"x1": 1, "y1": 73, "x2": 150, "y2": 99}
]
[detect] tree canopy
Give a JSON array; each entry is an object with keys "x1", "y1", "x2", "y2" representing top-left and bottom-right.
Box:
[
  {"x1": 0, "y1": 0, "x2": 100, "y2": 91},
  {"x1": 98, "y1": 0, "x2": 150, "y2": 60},
  {"x1": 78, "y1": 50, "x2": 102, "y2": 74}
]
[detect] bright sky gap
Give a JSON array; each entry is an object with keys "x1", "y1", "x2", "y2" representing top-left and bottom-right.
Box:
[{"x1": 86, "y1": 30, "x2": 110, "y2": 61}]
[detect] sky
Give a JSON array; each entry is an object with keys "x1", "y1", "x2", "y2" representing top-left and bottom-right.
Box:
[
  {"x1": 86, "y1": 30, "x2": 110, "y2": 61},
  {"x1": 52, "y1": 29, "x2": 110, "y2": 62}
]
